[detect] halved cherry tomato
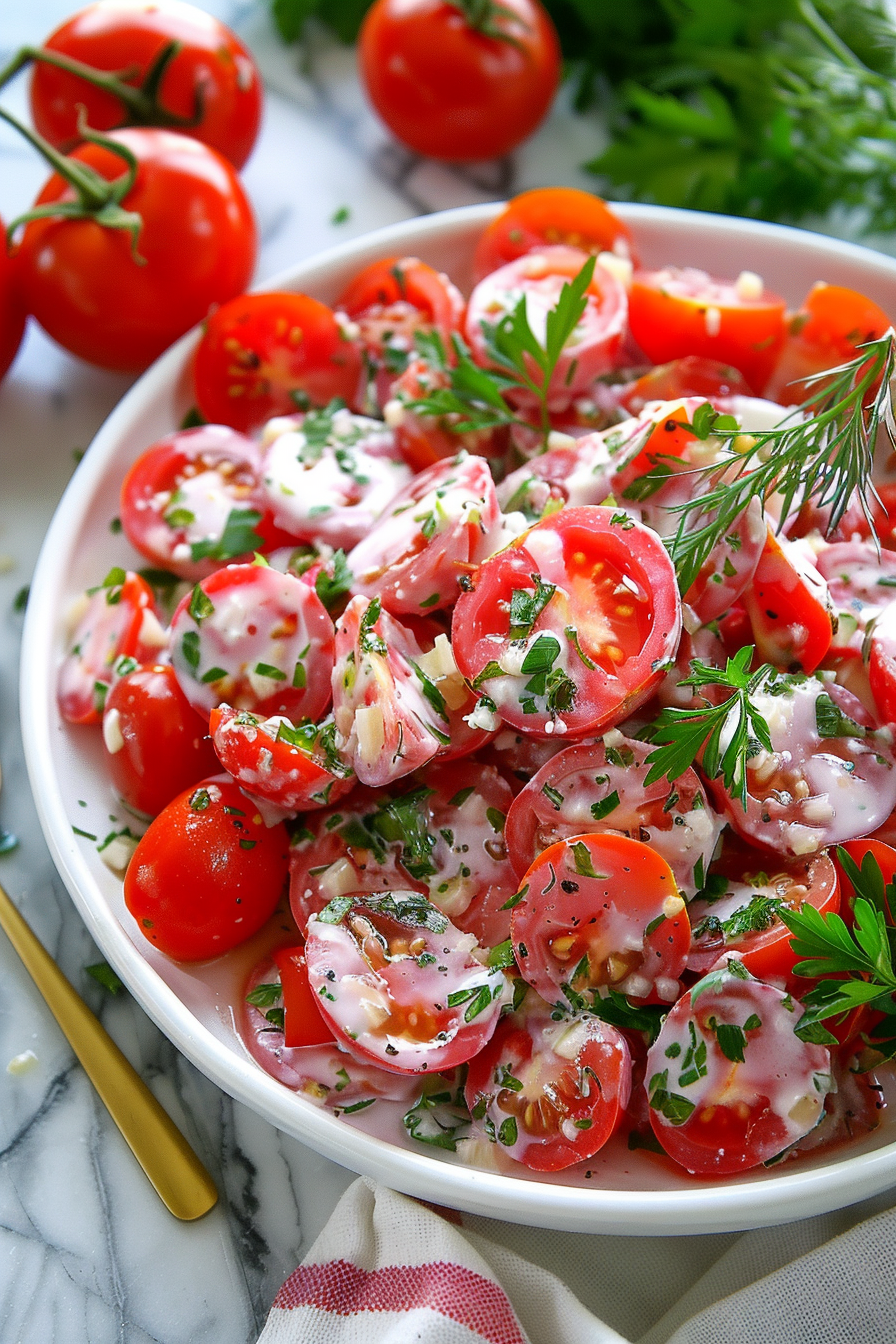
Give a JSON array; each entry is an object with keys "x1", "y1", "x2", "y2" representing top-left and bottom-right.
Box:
[
  {"x1": 868, "y1": 600, "x2": 896, "y2": 725},
  {"x1": 120, "y1": 424, "x2": 290, "y2": 582},
  {"x1": 628, "y1": 268, "x2": 786, "y2": 394},
  {"x1": 209, "y1": 706, "x2": 353, "y2": 812},
  {"x1": 766, "y1": 282, "x2": 893, "y2": 405},
  {"x1": 103, "y1": 663, "x2": 218, "y2": 816},
  {"x1": 687, "y1": 844, "x2": 839, "y2": 980},
  {"x1": 386, "y1": 355, "x2": 508, "y2": 471},
  {"x1": 358, "y1": 0, "x2": 561, "y2": 163},
  {"x1": 124, "y1": 777, "x2": 289, "y2": 960},
  {"x1": 742, "y1": 528, "x2": 835, "y2": 673},
  {"x1": 169, "y1": 563, "x2": 335, "y2": 723},
  {"x1": 240, "y1": 950, "x2": 418, "y2": 1105},
  {"x1": 452, "y1": 506, "x2": 681, "y2": 739},
  {"x1": 58, "y1": 568, "x2": 164, "y2": 724},
  {"x1": 505, "y1": 733, "x2": 721, "y2": 897},
  {"x1": 348, "y1": 452, "x2": 501, "y2": 615},
  {"x1": 30, "y1": 0, "x2": 263, "y2": 168},
  {"x1": 259, "y1": 405, "x2": 411, "y2": 550},
  {"x1": 464, "y1": 991, "x2": 631, "y2": 1171},
  {"x1": 193, "y1": 292, "x2": 364, "y2": 433},
  {"x1": 616, "y1": 356, "x2": 751, "y2": 416},
  {"x1": 473, "y1": 188, "x2": 637, "y2": 283},
  {"x1": 835, "y1": 838, "x2": 896, "y2": 922},
  {"x1": 304, "y1": 892, "x2": 505, "y2": 1073},
  {"x1": 16, "y1": 128, "x2": 256, "y2": 373},
  {"x1": 465, "y1": 247, "x2": 627, "y2": 408},
  {"x1": 511, "y1": 833, "x2": 691, "y2": 1008},
  {"x1": 645, "y1": 961, "x2": 832, "y2": 1175},
  {"x1": 707, "y1": 675, "x2": 896, "y2": 859}
]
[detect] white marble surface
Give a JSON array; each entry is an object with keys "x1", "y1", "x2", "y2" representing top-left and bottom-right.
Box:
[{"x1": 3, "y1": 4, "x2": 896, "y2": 1342}]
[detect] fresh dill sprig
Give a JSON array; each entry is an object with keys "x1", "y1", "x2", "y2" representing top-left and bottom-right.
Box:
[
  {"x1": 661, "y1": 333, "x2": 895, "y2": 592},
  {"x1": 643, "y1": 646, "x2": 774, "y2": 808},
  {"x1": 406, "y1": 257, "x2": 597, "y2": 448}
]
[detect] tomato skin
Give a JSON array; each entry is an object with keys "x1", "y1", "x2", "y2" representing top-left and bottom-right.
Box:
[
  {"x1": 103, "y1": 664, "x2": 218, "y2": 816},
  {"x1": 473, "y1": 188, "x2": 636, "y2": 282},
  {"x1": 124, "y1": 777, "x2": 289, "y2": 961},
  {"x1": 57, "y1": 569, "x2": 164, "y2": 724},
  {"x1": 193, "y1": 292, "x2": 363, "y2": 433},
  {"x1": 742, "y1": 528, "x2": 835, "y2": 674},
  {"x1": 358, "y1": 0, "x2": 561, "y2": 162},
  {"x1": 628, "y1": 268, "x2": 787, "y2": 394},
  {"x1": 0, "y1": 222, "x2": 25, "y2": 381},
  {"x1": 30, "y1": 0, "x2": 262, "y2": 168},
  {"x1": 464, "y1": 993, "x2": 632, "y2": 1171},
  {"x1": 209, "y1": 705, "x2": 354, "y2": 812},
  {"x1": 16, "y1": 128, "x2": 255, "y2": 373}
]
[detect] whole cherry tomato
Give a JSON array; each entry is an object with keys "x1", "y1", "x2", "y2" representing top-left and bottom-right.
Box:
[
  {"x1": 0, "y1": 221, "x2": 25, "y2": 382},
  {"x1": 192, "y1": 291, "x2": 364, "y2": 432},
  {"x1": 124, "y1": 777, "x2": 289, "y2": 961},
  {"x1": 15, "y1": 127, "x2": 256, "y2": 372},
  {"x1": 358, "y1": 0, "x2": 561, "y2": 162},
  {"x1": 30, "y1": 0, "x2": 262, "y2": 168}
]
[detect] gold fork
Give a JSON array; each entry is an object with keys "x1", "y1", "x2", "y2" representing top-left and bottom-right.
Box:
[{"x1": 0, "y1": 772, "x2": 217, "y2": 1219}]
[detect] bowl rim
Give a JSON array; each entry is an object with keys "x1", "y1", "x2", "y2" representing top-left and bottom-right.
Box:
[{"x1": 20, "y1": 200, "x2": 896, "y2": 1236}]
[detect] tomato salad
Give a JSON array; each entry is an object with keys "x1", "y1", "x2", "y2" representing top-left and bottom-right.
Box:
[{"x1": 60, "y1": 188, "x2": 896, "y2": 1181}]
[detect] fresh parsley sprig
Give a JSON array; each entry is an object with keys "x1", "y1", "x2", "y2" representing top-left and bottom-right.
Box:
[
  {"x1": 643, "y1": 646, "x2": 774, "y2": 808},
  {"x1": 407, "y1": 257, "x2": 597, "y2": 449},
  {"x1": 663, "y1": 334, "x2": 895, "y2": 592},
  {"x1": 781, "y1": 847, "x2": 896, "y2": 1052}
]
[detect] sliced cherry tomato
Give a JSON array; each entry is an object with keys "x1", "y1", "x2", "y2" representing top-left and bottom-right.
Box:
[
  {"x1": 124, "y1": 777, "x2": 289, "y2": 960},
  {"x1": 511, "y1": 834, "x2": 691, "y2": 1007},
  {"x1": 358, "y1": 0, "x2": 560, "y2": 162},
  {"x1": 386, "y1": 355, "x2": 508, "y2": 471},
  {"x1": 0, "y1": 218, "x2": 25, "y2": 381},
  {"x1": 452, "y1": 506, "x2": 682, "y2": 739},
  {"x1": 645, "y1": 960, "x2": 832, "y2": 1175},
  {"x1": 338, "y1": 256, "x2": 463, "y2": 407},
  {"x1": 57, "y1": 568, "x2": 164, "y2": 724},
  {"x1": 193, "y1": 292, "x2": 364, "y2": 433},
  {"x1": 288, "y1": 761, "x2": 516, "y2": 948},
  {"x1": 868, "y1": 599, "x2": 896, "y2": 725},
  {"x1": 304, "y1": 892, "x2": 505, "y2": 1073},
  {"x1": 169, "y1": 563, "x2": 335, "y2": 723},
  {"x1": 348, "y1": 452, "x2": 501, "y2": 616},
  {"x1": 464, "y1": 991, "x2": 631, "y2": 1171},
  {"x1": 30, "y1": 0, "x2": 262, "y2": 168},
  {"x1": 240, "y1": 950, "x2": 418, "y2": 1105},
  {"x1": 465, "y1": 247, "x2": 627, "y2": 409},
  {"x1": 742, "y1": 528, "x2": 835, "y2": 673},
  {"x1": 628, "y1": 268, "x2": 787, "y2": 394},
  {"x1": 331, "y1": 596, "x2": 447, "y2": 787},
  {"x1": 708, "y1": 674, "x2": 896, "y2": 859},
  {"x1": 505, "y1": 733, "x2": 722, "y2": 898},
  {"x1": 258, "y1": 404, "x2": 411, "y2": 550},
  {"x1": 766, "y1": 282, "x2": 893, "y2": 405},
  {"x1": 497, "y1": 431, "x2": 616, "y2": 522},
  {"x1": 616, "y1": 356, "x2": 751, "y2": 416},
  {"x1": 16, "y1": 128, "x2": 256, "y2": 373},
  {"x1": 120, "y1": 424, "x2": 289, "y2": 582},
  {"x1": 103, "y1": 663, "x2": 218, "y2": 816},
  {"x1": 209, "y1": 706, "x2": 353, "y2": 812},
  {"x1": 687, "y1": 844, "x2": 839, "y2": 979},
  {"x1": 473, "y1": 188, "x2": 636, "y2": 283}
]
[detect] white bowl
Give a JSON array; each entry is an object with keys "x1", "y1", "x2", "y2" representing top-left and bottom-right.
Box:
[{"x1": 21, "y1": 202, "x2": 896, "y2": 1235}]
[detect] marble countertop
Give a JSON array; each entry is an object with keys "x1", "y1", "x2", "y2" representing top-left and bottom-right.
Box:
[{"x1": 2, "y1": 5, "x2": 896, "y2": 1341}]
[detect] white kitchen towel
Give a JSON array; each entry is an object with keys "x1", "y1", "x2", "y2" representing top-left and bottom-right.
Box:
[{"x1": 257, "y1": 1177, "x2": 896, "y2": 1343}]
